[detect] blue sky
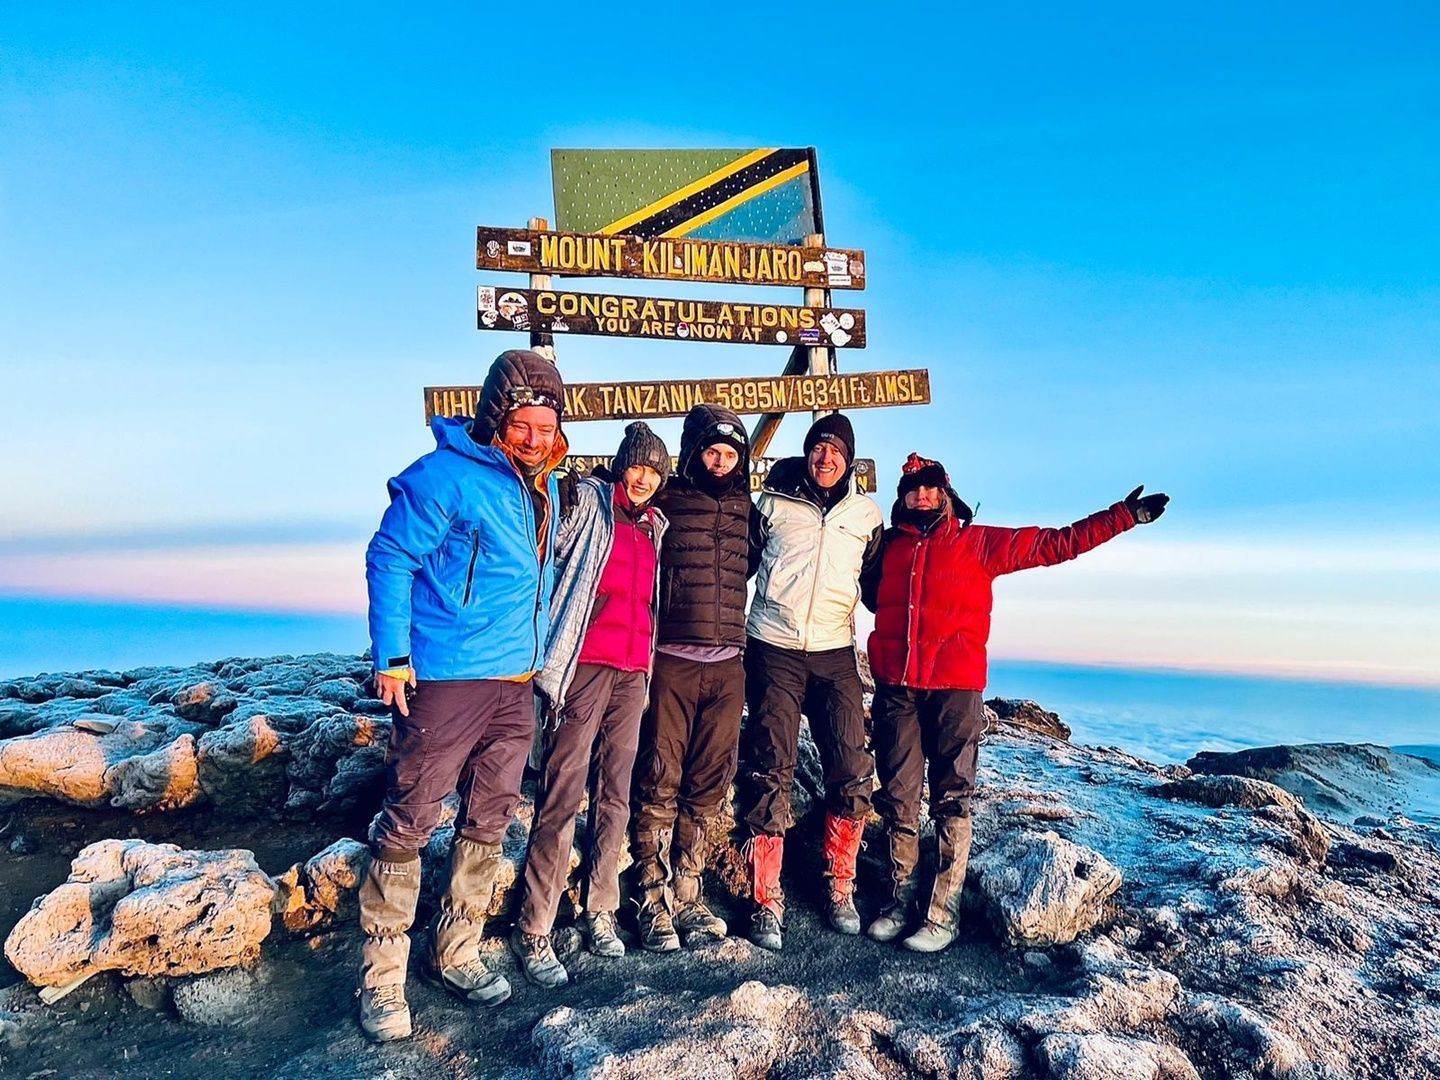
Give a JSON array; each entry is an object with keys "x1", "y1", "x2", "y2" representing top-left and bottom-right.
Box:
[{"x1": 1, "y1": 3, "x2": 1436, "y2": 685}]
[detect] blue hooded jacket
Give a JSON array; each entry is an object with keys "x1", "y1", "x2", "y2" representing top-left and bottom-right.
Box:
[{"x1": 365, "y1": 416, "x2": 562, "y2": 680}]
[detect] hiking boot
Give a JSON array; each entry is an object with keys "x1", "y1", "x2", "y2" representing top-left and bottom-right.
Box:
[
  {"x1": 902, "y1": 919, "x2": 957, "y2": 953},
  {"x1": 357, "y1": 852, "x2": 421, "y2": 1043},
  {"x1": 866, "y1": 905, "x2": 910, "y2": 943},
  {"x1": 827, "y1": 892, "x2": 861, "y2": 935},
  {"x1": 749, "y1": 906, "x2": 783, "y2": 951},
  {"x1": 357, "y1": 983, "x2": 412, "y2": 1043},
  {"x1": 822, "y1": 814, "x2": 865, "y2": 936},
  {"x1": 426, "y1": 837, "x2": 511, "y2": 1007},
  {"x1": 902, "y1": 817, "x2": 972, "y2": 955},
  {"x1": 635, "y1": 891, "x2": 681, "y2": 953},
  {"x1": 866, "y1": 825, "x2": 920, "y2": 943},
  {"x1": 744, "y1": 833, "x2": 786, "y2": 951},
  {"x1": 583, "y1": 910, "x2": 625, "y2": 958},
  {"x1": 674, "y1": 899, "x2": 728, "y2": 940},
  {"x1": 511, "y1": 930, "x2": 569, "y2": 988}
]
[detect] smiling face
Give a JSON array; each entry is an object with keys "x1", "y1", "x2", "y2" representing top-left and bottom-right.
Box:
[
  {"x1": 701, "y1": 443, "x2": 740, "y2": 477},
  {"x1": 622, "y1": 465, "x2": 661, "y2": 506},
  {"x1": 904, "y1": 484, "x2": 944, "y2": 511},
  {"x1": 498, "y1": 404, "x2": 559, "y2": 468},
  {"x1": 807, "y1": 441, "x2": 847, "y2": 489}
]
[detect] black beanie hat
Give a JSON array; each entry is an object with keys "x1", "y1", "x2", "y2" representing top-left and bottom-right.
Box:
[
  {"x1": 612, "y1": 421, "x2": 672, "y2": 485},
  {"x1": 679, "y1": 404, "x2": 749, "y2": 482},
  {"x1": 803, "y1": 413, "x2": 855, "y2": 464},
  {"x1": 469, "y1": 349, "x2": 565, "y2": 444}
]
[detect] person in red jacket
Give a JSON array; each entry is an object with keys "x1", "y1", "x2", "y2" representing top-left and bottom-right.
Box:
[{"x1": 859, "y1": 453, "x2": 1168, "y2": 952}]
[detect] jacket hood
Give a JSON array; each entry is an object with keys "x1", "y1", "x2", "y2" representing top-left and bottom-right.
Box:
[
  {"x1": 679, "y1": 404, "x2": 750, "y2": 478},
  {"x1": 470, "y1": 349, "x2": 565, "y2": 445},
  {"x1": 430, "y1": 415, "x2": 503, "y2": 464},
  {"x1": 888, "y1": 488, "x2": 974, "y2": 528}
]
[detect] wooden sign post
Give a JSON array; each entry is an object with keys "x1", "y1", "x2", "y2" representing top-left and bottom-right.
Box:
[
  {"x1": 447, "y1": 148, "x2": 929, "y2": 496},
  {"x1": 425, "y1": 370, "x2": 931, "y2": 424}
]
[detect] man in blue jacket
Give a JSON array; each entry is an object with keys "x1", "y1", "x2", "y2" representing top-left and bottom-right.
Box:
[{"x1": 358, "y1": 349, "x2": 567, "y2": 1043}]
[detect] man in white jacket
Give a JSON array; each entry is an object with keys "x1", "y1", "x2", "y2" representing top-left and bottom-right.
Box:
[{"x1": 741, "y1": 413, "x2": 883, "y2": 951}]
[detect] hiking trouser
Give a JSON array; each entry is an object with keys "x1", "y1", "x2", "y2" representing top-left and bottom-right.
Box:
[
  {"x1": 373, "y1": 678, "x2": 535, "y2": 856},
  {"x1": 871, "y1": 685, "x2": 985, "y2": 827},
  {"x1": 518, "y1": 665, "x2": 646, "y2": 935},
  {"x1": 740, "y1": 638, "x2": 874, "y2": 836},
  {"x1": 630, "y1": 652, "x2": 745, "y2": 886}
]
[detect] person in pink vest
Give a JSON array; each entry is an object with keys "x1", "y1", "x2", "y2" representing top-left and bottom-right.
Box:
[
  {"x1": 860, "y1": 453, "x2": 1168, "y2": 952},
  {"x1": 511, "y1": 423, "x2": 670, "y2": 988}
]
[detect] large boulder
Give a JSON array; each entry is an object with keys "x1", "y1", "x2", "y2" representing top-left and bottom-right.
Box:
[
  {"x1": 1153, "y1": 774, "x2": 1330, "y2": 866},
  {"x1": 986, "y1": 698, "x2": 1071, "y2": 741},
  {"x1": 1186, "y1": 742, "x2": 1440, "y2": 827},
  {"x1": 3, "y1": 840, "x2": 276, "y2": 988},
  {"x1": 971, "y1": 831, "x2": 1122, "y2": 946}
]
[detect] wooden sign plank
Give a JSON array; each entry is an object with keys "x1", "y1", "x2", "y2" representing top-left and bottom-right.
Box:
[
  {"x1": 477, "y1": 226, "x2": 866, "y2": 290},
  {"x1": 477, "y1": 287, "x2": 865, "y2": 349},
  {"x1": 425, "y1": 370, "x2": 929, "y2": 424},
  {"x1": 561, "y1": 455, "x2": 879, "y2": 494}
]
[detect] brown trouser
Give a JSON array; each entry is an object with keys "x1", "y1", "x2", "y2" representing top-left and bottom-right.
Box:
[
  {"x1": 518, "y1": 664, "x2": 647, "y2": 935},
  {"x1": 373, "y1": 678, "x2": 535, "y2": 856},
  {"x1": 629, "y1": 652, "x2": 745, "y2": 887},
  {"x1": 871, "y1": 685, "x2": 985, "y2": 827}
]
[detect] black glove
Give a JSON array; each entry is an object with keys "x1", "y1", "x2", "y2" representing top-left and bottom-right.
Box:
[{"x1": 1124, "y1": 485, "x2": 1169, "y2": 524}]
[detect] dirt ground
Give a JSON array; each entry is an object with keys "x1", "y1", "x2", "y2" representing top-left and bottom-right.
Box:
[{"x1": 1, "y1": 801, "x2": 1035, "y2": 1079}]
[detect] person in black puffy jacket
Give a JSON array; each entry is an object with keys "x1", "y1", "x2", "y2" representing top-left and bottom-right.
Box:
[{"x1": 628, "y1": 404, "x2": 754, "y2": 951}]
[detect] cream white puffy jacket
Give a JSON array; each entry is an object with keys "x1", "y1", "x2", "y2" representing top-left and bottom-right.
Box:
[{"x1": 747, "y1": 458, "x2": 884, "y2": 652}]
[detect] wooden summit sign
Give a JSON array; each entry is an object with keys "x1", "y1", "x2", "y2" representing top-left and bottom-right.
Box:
[
  {"x1": 478, "y1": 287, "x2": 865, "y2": 348},
  {"x1": 425, "y1": 370, "x2": 930, "y2": 423},
  {"x1": 477, "y1": 226, "x2": 866, "y2": 289},
  {"x1": 561, "y1": 455, "x2": 878, "y2": 494}
]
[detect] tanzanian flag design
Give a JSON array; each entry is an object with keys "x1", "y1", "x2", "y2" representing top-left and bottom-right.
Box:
[{"x1": 551, "y1": 148, "x2": 823, "y2": 245}]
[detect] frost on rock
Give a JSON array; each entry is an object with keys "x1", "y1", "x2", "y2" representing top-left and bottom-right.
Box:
[
  {"x1": 971, "y1": 830, "x2": 1122, "y2": 946},
  {"x1": 3, "y1": 839, "x2": 276, "y2": 987},
  {"x1": 0, "y1": 654, "x2": 388, "y2": 817}
]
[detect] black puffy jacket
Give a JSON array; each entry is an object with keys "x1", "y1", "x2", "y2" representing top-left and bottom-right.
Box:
[{"x1": 654, "y1": 405, "x2": 754, "y2": 647}]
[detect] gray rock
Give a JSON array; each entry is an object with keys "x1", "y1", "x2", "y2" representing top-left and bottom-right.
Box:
[
  {"x1": 1036, "y1": 1032, "x2": 1201, "y2": 1080},
  {"x1": 172, "y1": 967, "x2": 262, "y2": 1026},
  {"x1": 972, "y1": 831, "x2": 1122, "y2": 946},
  {"x1": 124, "y1": 976, "x2": 170, "y2": 1011}
]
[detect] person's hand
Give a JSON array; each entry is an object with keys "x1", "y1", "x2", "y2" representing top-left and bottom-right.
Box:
[
  {"x1": 374, "y1": 668, "x2": 416, "y2": 716},
  {"x1": 1124, "y1": 485, "x2": 1170, "y2": 524}
]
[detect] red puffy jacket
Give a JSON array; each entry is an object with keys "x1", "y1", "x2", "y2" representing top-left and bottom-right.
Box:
[{"x1": 864, "y1": 502, "x2": 1136, "y2": 691}]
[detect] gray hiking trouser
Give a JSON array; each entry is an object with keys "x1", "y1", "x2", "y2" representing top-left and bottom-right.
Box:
[{"x1": 519, "y1": 664, "x2": 647, "y2": 935}]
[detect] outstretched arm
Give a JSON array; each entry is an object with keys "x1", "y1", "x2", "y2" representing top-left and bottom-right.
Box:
[{"x1": 978, "y1": 486, "x2": 1168, "y2": 577}]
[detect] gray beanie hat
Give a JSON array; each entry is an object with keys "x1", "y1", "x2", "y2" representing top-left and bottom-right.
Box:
[{"x1": 612, "y1": 421, "x2": 672, "y2": 485}]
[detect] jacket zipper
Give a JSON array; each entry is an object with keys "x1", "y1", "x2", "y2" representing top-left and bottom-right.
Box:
[
  {"x1": 903, "y1": 534, "x2": 924, "y2": 684},
  {"x1": 800, "y1": 505, "x2": 827, "y2": 652},
  {"x1": 522, "y1": 478, "x2": 544, "y2": 672},
  {"x1": 461, "y1": 531, "x2": 480, "y2": 605}
]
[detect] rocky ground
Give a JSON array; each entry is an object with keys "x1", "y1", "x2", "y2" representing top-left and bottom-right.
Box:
[{"x1": 1, "y1": 653, "x2": 1438, "y2": 1079}]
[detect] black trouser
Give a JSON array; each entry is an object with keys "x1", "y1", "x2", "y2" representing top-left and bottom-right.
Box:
[
  {"x1": 630, "y1": 652, "x2": 745, "y2": 886},
  {"x1": 740, "y1": 638, "x2": 874, "y2": 836},
  {"x1": 871, "y1": 685, "x2": 985, "y2": 827},
  {"x1": 373, "y1": 678, "x2": 535, "y2": 855}
]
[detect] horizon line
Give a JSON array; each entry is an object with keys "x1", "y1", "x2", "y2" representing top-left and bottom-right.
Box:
[{"x1": 2, "y1": 589, "x2": 1436, "y2": 694}]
